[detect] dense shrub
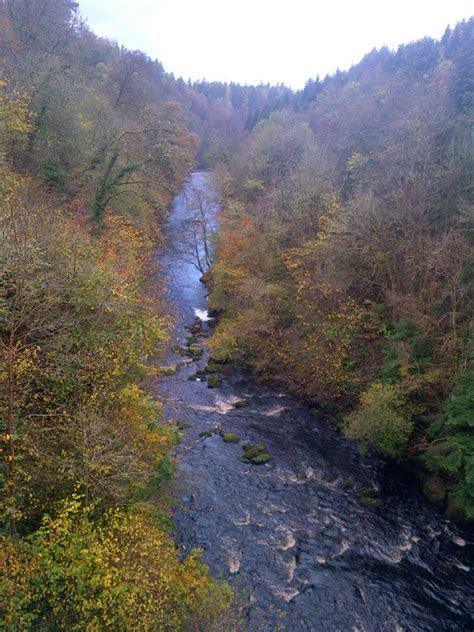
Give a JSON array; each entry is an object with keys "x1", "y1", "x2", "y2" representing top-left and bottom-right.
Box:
[
  {"x1": 1, "y1": 497, "x2": 232, "y2": 630},
  {"x1": 343, "y1": 383, "x2": 413, "y2": 458},
  {"x1": 426, "y1": 357, "x2": 474, "y2": 518}
]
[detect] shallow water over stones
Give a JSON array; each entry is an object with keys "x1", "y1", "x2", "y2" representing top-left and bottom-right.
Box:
[{"x1": 154, "y1": 173, "x2": 473, "y2": 631}]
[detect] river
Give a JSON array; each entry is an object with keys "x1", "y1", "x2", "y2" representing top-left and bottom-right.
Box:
[{"x1": 154, "y1": 172, "x2": 473, "y2": 631}]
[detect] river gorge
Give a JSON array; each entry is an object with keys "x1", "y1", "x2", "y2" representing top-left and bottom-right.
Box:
[{"x1": 154, "y1": 172, "x2": 473, "y2": 632}]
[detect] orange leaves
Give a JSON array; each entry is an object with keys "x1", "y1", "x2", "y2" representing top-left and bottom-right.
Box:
[
  {"x1": 103, "y1": 211, "x2": 151, "y2": 256},
  {"x1": 217, "y1": 213, "x2": 256, "y2": 265},
  {"x1": 98, "y1": 212, "x2": 152, "y2": 295}
]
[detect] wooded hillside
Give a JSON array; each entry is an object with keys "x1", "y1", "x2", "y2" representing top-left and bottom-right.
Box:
[
  {"x1": 0, "y1": 1, "x2": 232, "y2": 627},
  {"x1": 208, "y1": 19, "x2": 474, "y2": 519},
  {"x1": 1, "y1": 2, "x2": 473, "y2": 627}
]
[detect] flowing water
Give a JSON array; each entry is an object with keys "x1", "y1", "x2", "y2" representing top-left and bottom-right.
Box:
[{"x1": 154, "y1": 172, "x2": 473, "y2": 631}]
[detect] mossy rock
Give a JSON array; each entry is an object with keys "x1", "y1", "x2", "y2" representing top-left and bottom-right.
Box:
[
  {"x1": 205, "y1": 363, "x2": 223, "y2": 374},
  {"x1": 252, "y1": 453, "x2": 271, "y2": 464},
  {"x1": 186, "y1": 335, "x2": 198, "y2": 346},
  {"x1": 423, "y1": 476, "x2": 447, "y2": 505},
  {"x1": 207, "y1": 375, "x2": 222, "y2": 388},
  {"x1": 157, "y1": 365, "x2": 177, "y2": 376},
  {"x1": 188, "y1": 369, "x2": 207, "y2": 381},
  {"x1": 240, "y1": 443, "x2": 271, "y2": 465},
  {"x1": 188, "y1": 345, "x2": 203, "y2": 359},
  {"x1": 222, "y1": 432, "x2": 240, "y2": 444},
  {"x1": 356, "y1": 486, "x2": 381, "y2": 506},
  {"x1": 234, "y1": 398, "x2": 249, "y2": 409},
  {"x1": 242, "y1": 443, "x2": 264, "y2": 459}
]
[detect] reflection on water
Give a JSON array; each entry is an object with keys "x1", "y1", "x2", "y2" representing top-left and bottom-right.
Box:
[{"x1": 155, "y1": 173, "x2": 474, "y2": 631}]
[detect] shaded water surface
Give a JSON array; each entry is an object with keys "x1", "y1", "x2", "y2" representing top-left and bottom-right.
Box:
[{"x1": 155, "y1": 173, "x2": 473, "y2": 631}]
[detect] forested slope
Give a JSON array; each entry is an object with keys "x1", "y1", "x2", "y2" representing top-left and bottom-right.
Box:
[
  {"x1": 0, "y1": 1, "x2": 233, "y2": 628},
  {"x1": 208, "y1": 19, "x2": 474, "y2": 519},
  {"x1": 1, "y1": 2, "x2": 473, "y2": 627}
]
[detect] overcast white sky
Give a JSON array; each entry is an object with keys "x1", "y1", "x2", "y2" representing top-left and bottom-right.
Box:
[{"x1": 78, "y1": 1, "x2": 473, "y2": 88}]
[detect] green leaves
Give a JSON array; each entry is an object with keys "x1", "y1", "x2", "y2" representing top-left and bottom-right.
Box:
[
  {"x1": 1, "y1": 498, "x2": 231, "y2": 630},
  {"x1": 426, "y1": 352, "x2": 474, "y2": 518},
  {"x1": 343, "y1": 383, "x2": 414, "y2": 459}
]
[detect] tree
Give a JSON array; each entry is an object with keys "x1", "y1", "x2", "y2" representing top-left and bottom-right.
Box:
[
  {"x1": 1, "y1": 498, "x2": 232, "y2": 630},
  {"x1": 0, "y1": 173, "x2": 174, "y2": 530},
  {"x1": 426, "y1": 348, "x2": 474, "y2": 518},
  {"x1": 3, "y1": 0, "x2": 81, "y2": 56},
  {"x1": 91, "y1": 102, "x2": 197, "y2": 224},
  {"x1": 178, "y1": 181, "x2": 217, "y2": 273},
  {"x1": 343, "y1": 383, "x2": 413, "y2": 458},
  {"x1": 0, "y1": 79, "x2": 31, "y2": 165}
]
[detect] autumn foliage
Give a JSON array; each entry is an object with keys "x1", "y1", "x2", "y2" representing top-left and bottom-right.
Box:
[
  {"x1": 209, "y1": 21, "x2": 474, "y2": 517},
  {"x1": 0, "y1": 2, "x2": 231, "y2": 627}
]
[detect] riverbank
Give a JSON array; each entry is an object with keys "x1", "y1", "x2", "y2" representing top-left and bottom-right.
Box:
[{"x1": 154, "y1": 173, "x2": 474, "y2": 631}]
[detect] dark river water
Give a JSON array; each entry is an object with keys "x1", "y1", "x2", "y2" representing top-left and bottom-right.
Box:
[{"x1": 155, "y1": 172, "x2": 473, "y2": 632}]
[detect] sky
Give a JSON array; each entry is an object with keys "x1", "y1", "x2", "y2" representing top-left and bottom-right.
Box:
[{"x1": 78, "y1": 0, "x2": 473, "y2": 89}]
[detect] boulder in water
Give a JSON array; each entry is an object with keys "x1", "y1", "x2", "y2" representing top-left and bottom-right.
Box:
[
  {"x1": 188, "y1": 345, "x2": 203, "y2": 359},
  {"x1": 234, "y1": 398, "x2": 249, "y2": 409},
  {"x1": 190, "y1": 320, "x2": 202, "y2": 334},
  {"x1": 240, "y1": 443, "x2": 272, "y2": 464},
  {"x1": 222, "y1": 432, "x2": 240, "y2": 443},
  {"x1": 356, "y1": 486, "x2": 381, "y2": 506},
  {"x1": 207, "y1": 375, "x2": 222, "y2": 388}
]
